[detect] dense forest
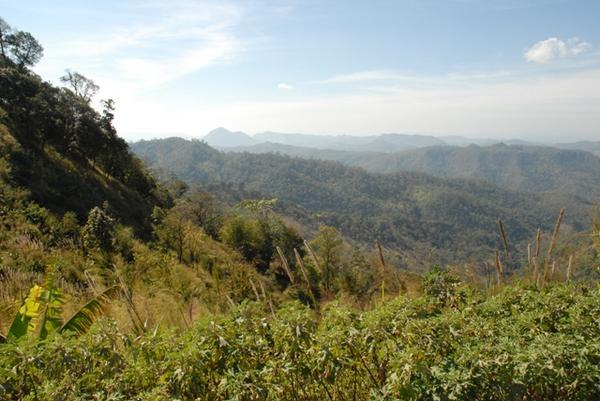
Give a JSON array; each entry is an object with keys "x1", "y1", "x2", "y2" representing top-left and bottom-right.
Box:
[
  {"x1": 132, "y1": 138, "x2": 594, "y2": 265},
  {"x1": 223, "y1": 142, "x2": 600, "y2": 201},
  {"x1": 1, "y1": 17, "x2": 599, "y2": 401}
]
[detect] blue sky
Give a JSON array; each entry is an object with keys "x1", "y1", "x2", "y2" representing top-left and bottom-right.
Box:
[{"x1": 2, "y1": 0, "x2": 600, "y2": 141}]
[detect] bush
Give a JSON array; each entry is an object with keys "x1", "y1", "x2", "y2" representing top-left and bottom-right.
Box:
[{"x1": 1, "y1": 284, "x2": 598, "y2": 401}]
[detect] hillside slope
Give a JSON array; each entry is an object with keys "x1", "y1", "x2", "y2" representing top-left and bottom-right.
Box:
[{"x1": 0, "y1": 66, "x2": 167, "y2": 234}]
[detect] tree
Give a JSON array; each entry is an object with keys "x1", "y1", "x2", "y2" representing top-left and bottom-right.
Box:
[
  {"x1": 7, "y1": 30, "x2": 43, "y2": 70},
  {"x1": 0, "y1": 17, "x2": 11, "y2": 60},
  {"x1": 179, "y1": 191, "x2": 223, "y2": 239},
  {"x1": 101, "y1": 98, "x2": 116, "y2": 132},
  {"x1": 309, "y1": 225, "x2": 343, "y2": 291},
  {"x1": 60, "y1": 69, "x2": 99, "y2": 102},
  {"x1": 155, "y1": 208, "x2": 187, "y2": 263},
  {"x1": 82, "y1": 206, "x2": 116, "y2": 252},
  {"x1": 220, "y1": 216, "x2": 267, "y2": 264}
]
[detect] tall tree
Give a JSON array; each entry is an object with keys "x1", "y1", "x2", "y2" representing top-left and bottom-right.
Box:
[
  {"x1": 0, "y1": 17, "x2": 11, "y2": 60},
  {"x1": 82, "y1": 206, "x2": 116, "y2": 253},
  {"x1": 309, "y1": 225, "x2": 343, "y2": 291},
  {"x1": 7, "y1": 30, "x2": 43, "y2": 70}
]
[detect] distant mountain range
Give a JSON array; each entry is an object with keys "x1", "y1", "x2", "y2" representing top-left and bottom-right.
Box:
[
  {"x1": 200, "y1": 127, "x2": 600, "y2": 156},
  {"x1": 203, "y1": 127, "x2": 447, "y2": 153}
]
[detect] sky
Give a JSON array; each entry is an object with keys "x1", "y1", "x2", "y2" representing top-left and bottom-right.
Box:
[{"x1": 1, "y1": 0, "x2": 600, "y2": 142}]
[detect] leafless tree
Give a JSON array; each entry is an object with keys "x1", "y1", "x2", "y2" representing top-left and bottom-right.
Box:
[{"x1": 60, "y1": 69, "x2": 99, "y2": 102}]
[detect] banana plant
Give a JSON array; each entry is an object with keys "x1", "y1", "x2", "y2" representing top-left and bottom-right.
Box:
[{"x1": 3, "y1": 281, "x2": 120, "y2": 342}]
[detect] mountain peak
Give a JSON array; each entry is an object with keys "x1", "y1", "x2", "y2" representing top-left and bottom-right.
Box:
[{"x1": 203, "y1": 127, "x2": 255, "y2": 148}]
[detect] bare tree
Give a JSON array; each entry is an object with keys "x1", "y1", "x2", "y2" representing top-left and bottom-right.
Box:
[{"x1": 60, "y1": 69, "x2": 99, "y2": 102}]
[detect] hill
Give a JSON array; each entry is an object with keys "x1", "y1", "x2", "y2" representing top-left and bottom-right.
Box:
[
  {"x1": 0, "y1": 67, "x2": 166, "y2": 235},
  {"x1": 202, "y1": 127, "x2": 256, "y2": 148},
  {"x1": 557, "y1": 141, "x2": 600, "y2": 157},
  {"x1": 252, "y1": 131, "x2": 445, "y2": 152},
  {"x1": 226, "y1": 142, "x2": 600, "y2": 203},
  {"x1": 361, "y1": 144, "x2": 600, "y2": 200},
  {"x1": 131, "y1": 138, "x2": 593, "y2": 264}
]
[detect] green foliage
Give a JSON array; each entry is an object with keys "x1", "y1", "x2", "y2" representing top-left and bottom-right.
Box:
[
  {"x1": 6, "y1": 284, "x2": 44, "y2": 341},
  {"x1": 237, "y1": 197, "x2": 278, "y2": 216},
  {"x1": 6, "y1": 280, "x2": 117, "y2": 342},
  {"x1": 310, "y1": 225, "x2": 343, "y2": 291},
  {"x1": 59, "y1": 285, "x2": 120, "y2": 336},
  {"x1": 218, "y1": 207, "x2": 303, "y2": 273},
  {"x1": 82, "y1": 206, "x2": 115, "y2": 252},
  {"x1": 421, "y1": 265, "x2": 464, "y2": 307},
  {"x1": 220, "y1": 215, "x2": 267, "y2": 263},
  {"x1": 131, "y1": 138, "x2": 590, "y2": 264},
  {"x1": 1, "y1": 285, "x2": 598, "y2": 400}
]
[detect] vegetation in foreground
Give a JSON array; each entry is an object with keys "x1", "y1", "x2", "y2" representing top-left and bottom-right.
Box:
[{"x1": 1, "y1": 283, "x2": 599, "y2": 400}]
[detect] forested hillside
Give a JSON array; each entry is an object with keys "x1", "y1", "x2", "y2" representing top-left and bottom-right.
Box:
[
  {"x1": 0, "y1": 18, "x2": 420, "y2": 343},
  {"x1": 557, "y1": 141, "x2": 600, "y2": 157},
  {"x1": 225, "y1": 142, "x2": 600, "y2": 202},
  {"x1": 341, "y1": 144, "x2": 600, "y2": 200},
  {"x1": 0, "y1": 56, "x2": 166, "y2": 234},
  {"x1": 132, "y1": 138, "x2": 593, "y2": 264}
]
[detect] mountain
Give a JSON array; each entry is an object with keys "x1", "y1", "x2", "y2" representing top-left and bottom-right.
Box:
[
  {"x1": 203, "y1": 127, "x2": 600, "y2": 158},
  {"x1": 225, "y1": 141, "x2": 377, "y2": 162},
  {"x1": 362, "y1": 133, "x2": 445, "y2": 152},
  {"x1": 253, "y1": 131, "x2": 372, "y2": 150},
  {"x1": 440, "y1": 136, "x2": 537, "y2": 146},
  {"x1": 131, "y1": 138, "x2": 592, "y2": 264},
  {"x1": 556, "y1": 141, "x2": 600, "y2": 157},
  {"x1": 251, "y1": 131, "x2": 444, "y2": 152},
  {"x1": 226, "y1": 142, "x2": 600, "y2": 203},
  {"x1": 356, "y1": 144, "x2": 600, "y2": 200},
  {"x1": 202, "y1": 127, "x2": 256, "y2": 148}
]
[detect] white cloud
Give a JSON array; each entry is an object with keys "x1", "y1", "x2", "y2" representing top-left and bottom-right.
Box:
[
  {"x1": 525, "y1": 37, "x2": 591, "y2": 64},
  {"x1": 322, "y1": 70, "x2": 406, "y2": 83},
  {"x1": 321, "y1": 70, "x2": 513, "y2": 89},
  {"x1": 36, "y1": 1, "x2": 245, "y2": 92},
  {"x1": 277, "y1": 83, "x2": 294, "y2": 90}
]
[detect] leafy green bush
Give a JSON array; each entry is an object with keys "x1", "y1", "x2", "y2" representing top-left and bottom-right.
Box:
[
  {"x1": 1, "y1": 284, "x2": 598, "y2": 400},
  {"x1": 421, "y1": 265, "x2": 465, "y2": 307}
]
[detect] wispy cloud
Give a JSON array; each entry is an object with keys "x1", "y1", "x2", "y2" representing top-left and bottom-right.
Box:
[
  {"x1": 38, "y1": 1, "x2": 245, "y2": 90},
  {"x1": 320, "y1": 69, "x2": 513, "y2": 90},
  {"x1": 321, "y1": 70, "x2": 408, "y2": 83},
  {"x1": 525, "y1": 37, "x2": 592, "y2": 64},
  {"x1": 277, "y1": 83, "x2": 294, "y2": 90}
]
